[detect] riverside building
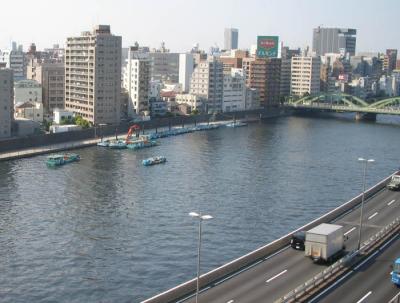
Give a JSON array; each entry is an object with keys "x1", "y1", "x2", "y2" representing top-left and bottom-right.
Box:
[
  {"x1": 0, "y1": 69, "x2": 14, "y2": 138},
  {"x1": 65, "y1": 25, "x2": 122, "y2": 125}
]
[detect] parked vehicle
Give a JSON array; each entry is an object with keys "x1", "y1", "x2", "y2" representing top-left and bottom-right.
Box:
[
  {"x1": 290, "y1": 231, "x2": 306, "y2": 250},
  {"x1": 305, "y1": 223, "x2": 345, "y2": 263},
  {"x1": 387, "y1": 172, "x2": 400, "y2": 191}
]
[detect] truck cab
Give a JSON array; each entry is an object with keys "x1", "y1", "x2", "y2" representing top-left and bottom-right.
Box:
[
  {"x1": 387, "y1": 172, "x2": 400, "y2": 191},
  {"x1": 291, "y1": 231, "x2": 306, "y2": 250},
  {"x1": 391, "y1": 258, "x2": 400, "y2": 285}
]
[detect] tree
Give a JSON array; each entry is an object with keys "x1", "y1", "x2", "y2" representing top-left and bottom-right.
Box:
[
  {"x1": 191, "y1": 109, "x2": 199, "y2": 115},
  {"x1": 74, "y1": 116, "x2": 91, "y2": 129}
]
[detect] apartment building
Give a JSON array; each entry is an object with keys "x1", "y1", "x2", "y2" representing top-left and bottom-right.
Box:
[
  {"x1": 290, "y1": 56, "x2": 321, "y2": 96},
  {"x1": 243, "y1": 57, "x2": 281, "y2": 107},
  {"x1": 65, "y1": 25, "x2": 122, "y2": 124},
  {"x1": 190, "y1": 56, "x2": 223, "y2": 113},
  {"x1": 123, "y1": 46, "x2": 151, "y2": 116},
  {"x1": 0, "y1": 69, "x2": 14, "y2": 138}
]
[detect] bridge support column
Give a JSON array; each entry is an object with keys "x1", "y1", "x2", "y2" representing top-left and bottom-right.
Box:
[{"x1": 355, "y1": 112, "x2": 377, "y2": 122}]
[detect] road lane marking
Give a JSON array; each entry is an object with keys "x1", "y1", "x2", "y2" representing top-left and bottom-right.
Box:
[
  {"x1": 356, "y1": 291, "x2": 372, "y2": 303},
  {"x1": 266, "y1": 270, "x2": 287, "y2": 283},
  {"x1": 389, "y1": 291, "x2": 400, "y2": 302},
  {"x1": 226, "y1": 300, "x2": 234, "y2": 303},
  {"x1": 388, "y1": 199, "x2": 396, "y2": 206},
  {"x1": 344, "y1": 227, "x2": 356, "y2": 236},
  {"x1": 368, "y1": 212, "x2": 378, "y2": 220}
]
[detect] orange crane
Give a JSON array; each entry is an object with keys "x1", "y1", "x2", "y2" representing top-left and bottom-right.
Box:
[{"x1": 126, "y1": 124, "x2": 141, "y2": 143}]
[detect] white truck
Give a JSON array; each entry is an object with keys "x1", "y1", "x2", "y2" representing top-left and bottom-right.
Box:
[
  {"x1": 387, "y1": 172, "x2": 400, "y2": 191},
  {"x1": 305, "y1": 223, "x2": 345, "y2": 263}
]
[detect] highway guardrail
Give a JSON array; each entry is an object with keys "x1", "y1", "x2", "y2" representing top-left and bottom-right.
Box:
[{"x1": 275, "y1": 216, "x2": 400, "y2": 303}]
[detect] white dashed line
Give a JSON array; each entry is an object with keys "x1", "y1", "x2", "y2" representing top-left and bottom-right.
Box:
[
  {"x1": 368, "y1": 212, "x2": 378, "y2": 220},
  {"x1": 344, "y1": 227, "x2": 356, "y2": 236},
  {"x1": 356, "y1": 291, "x2": 372, "y2": 303},
  {"x1": 226, "y1": 300, "x2": 234, "y2": 303},
  {"x1": 388, "y1": 199, "x2": 396, "y2": 206},
  {"x1": 266, "y1": 270, "x2": 287, "y2": 283}
]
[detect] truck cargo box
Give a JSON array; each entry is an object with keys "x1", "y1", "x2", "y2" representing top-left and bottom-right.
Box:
[{"x1": 305, "y1": 223, "x2": 344, "y2": 262}]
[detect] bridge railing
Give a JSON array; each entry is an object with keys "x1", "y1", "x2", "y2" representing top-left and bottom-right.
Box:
[
  {"x1": 141, "y1": 173, "x2": 395, "y2": 303},
  {"x1": 275, "y1": 215, "x2": 400, "y2": 303}
]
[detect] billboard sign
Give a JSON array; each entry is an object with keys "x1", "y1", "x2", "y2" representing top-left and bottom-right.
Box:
[{"x1": 257, "y1": 36, "x2": 279, "y2": 58}]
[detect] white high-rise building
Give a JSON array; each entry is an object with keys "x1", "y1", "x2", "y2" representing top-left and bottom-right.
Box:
[
  {"x1": 224, "y1": 28, "x2": 239, "y2": 51},
  {"x1": 0, "y1": 48, "x2": 26, "y2": 81},
  {"x1": 123, "y1": 46, "x2": 150, "y2": 117},
  {"x1": 179, "y1": 53, "x2": 194, "y2": 92},
  {"x1": 290, "y1": 55, "x2": 321, "y2": 96},
  {"x1": 0, "y1": 69, "x2": 14, "y2": 138},
  {"x1": 222, "y1": 68, "x2": 246, "y2": 112},
  {"x1": 190, "y1": 56, "x2": 223, "y2": 113},
  {"x1": 65, "y1": 25, "x2": 122, "y2": 124}
]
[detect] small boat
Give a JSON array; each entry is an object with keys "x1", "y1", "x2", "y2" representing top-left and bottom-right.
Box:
[
  {"x1": 142, "y1": 156, "x2": 167, "y2": 166},
  {"x1": 108, "y1": 140, "x2": 127, "y2": 149},
  {"x1": 127, "y1": 140, "x2": 158, "y2": 150},
  {"x1": 225, "y1": 121, "x2": 248, "y2": 128},
  {"x1": 46, "y1": 153, "x2": 80, "y2": 167},
  {"x1": 97, "y1": 139, "x2": 110, "y2": 147}
]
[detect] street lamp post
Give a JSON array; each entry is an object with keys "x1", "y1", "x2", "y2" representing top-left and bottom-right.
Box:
[
  {"x1": 189, "y1": 212, "x2": 213, "y2": 303},
  {"x1": 357, "y1": 157, "x2": 375, "y2": 250}
]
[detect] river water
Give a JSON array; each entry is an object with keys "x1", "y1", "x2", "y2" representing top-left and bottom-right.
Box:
[{"x1": 0, "y1": 115, "x2": 399, "y2": 302}]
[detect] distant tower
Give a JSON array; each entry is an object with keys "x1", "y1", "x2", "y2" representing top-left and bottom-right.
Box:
[{"x1": 224, "y1": 28, "x2": 239, "y2": 51}]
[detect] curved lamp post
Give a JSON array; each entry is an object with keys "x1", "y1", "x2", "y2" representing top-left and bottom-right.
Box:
[{"x1": 189, "y1": 212, "x2": 213, "y2": 303}]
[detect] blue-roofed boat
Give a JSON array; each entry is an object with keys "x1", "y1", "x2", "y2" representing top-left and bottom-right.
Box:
[
  {"x1": 46, "y1": 153, "x2": 80, "y2": 167},
  {"x1": 142, "y1": 156, "x2": 167, "y2": 166}
]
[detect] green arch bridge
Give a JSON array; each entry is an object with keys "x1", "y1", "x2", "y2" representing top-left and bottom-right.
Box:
[{"x1": 284, "y1": 93, "x2": 400, "y2": 118}]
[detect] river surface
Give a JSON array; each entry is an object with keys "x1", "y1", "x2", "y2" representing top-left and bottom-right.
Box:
[{"x1": 0, "y1": 114, "x2": 400, "y2": 303}]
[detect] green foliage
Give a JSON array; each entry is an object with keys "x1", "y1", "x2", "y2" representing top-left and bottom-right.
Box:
[
  {"x1": 190, "y1": 109, "x2": 199, "y2": 115},
  {"x1": 74, "y1": 116, "x2": 91, "y2": 129}
]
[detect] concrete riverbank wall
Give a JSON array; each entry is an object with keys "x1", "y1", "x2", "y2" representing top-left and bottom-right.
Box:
[{"x1": 0, "y1": 108, "x2": 285, "y2": 159}]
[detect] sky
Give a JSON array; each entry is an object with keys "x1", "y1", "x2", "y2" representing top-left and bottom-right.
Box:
[{"x1": 1, "y1": 0, "x2": 399, "y2": 53}]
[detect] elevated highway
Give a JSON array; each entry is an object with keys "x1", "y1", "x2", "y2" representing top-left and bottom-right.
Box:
[{"x1": 142, "y1": 172, "x2": 400, "y2": 303}]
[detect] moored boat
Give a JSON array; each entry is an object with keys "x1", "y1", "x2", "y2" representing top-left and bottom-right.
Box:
[
  {"x1": 225, "y1": 121, "x2": 248, "y2": 128},
  {"x1": 142, "y1": 156, "x2": 167, "y2": 166},
  {"x1": 97, "y1": 139, "x2": 110, "y2": 147},
  {"x1": 108, "y1": 140, "x2": 127, "y2": 149},
  {"x1": 46, "y1": 153, "x2": 80, "y2": 167}
]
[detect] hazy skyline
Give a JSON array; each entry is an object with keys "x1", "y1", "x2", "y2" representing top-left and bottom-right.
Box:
[{"x1": 1, "y1": 0, "x2": 399, "y2": 53}]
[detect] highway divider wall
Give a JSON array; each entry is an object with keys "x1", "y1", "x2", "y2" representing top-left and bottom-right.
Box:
[{"x1": 141, "y1": 172, "x2": 396, "y2": 303}]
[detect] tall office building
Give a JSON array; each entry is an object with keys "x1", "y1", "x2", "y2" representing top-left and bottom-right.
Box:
[
  {"x1": 0, "y1": 69, "x2": 14, "y2": 138},
  {"x1": 312, "y1": 27, "x2": 357, "y2": 56},
  {"x1": 243, "y1": 57, "x2": 281, "y2": 107},
  {"x1": 280, "y1": 46, "x2": 301, "y2": 97},
  {"x1": 27, "y1": 58, "x2": 65, "y2": 114},
  {"x1": 123, "y1": 46, "x2": 151, "y2": 117},
  {"x1": 179, "y1": 53, "x2": 194, "y2": 92},
  {"x1": 290, "y1": 55, "x2": 321, "y2": 96},
  {"x1": 190, "y1": 56, "x2": 224, "y2": 113},
  {"x1": 383, "y1": 49, "x2": 398, "y2": 75},
  {"x1": 222, "y1": 68, "x2": 246, "y2": 112},
  {"x1": 224, "y1": 28, "x2": 239, "y2": 51},
  {"x1": 148, "y1": 43, "x2": 179, "y2": 83},
  {"x1": 0, "y1": 47, "x2": 26, "y2": 81},
  {"x1": 65, "y1": 25, "x2": 122, "y2": 124}
]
